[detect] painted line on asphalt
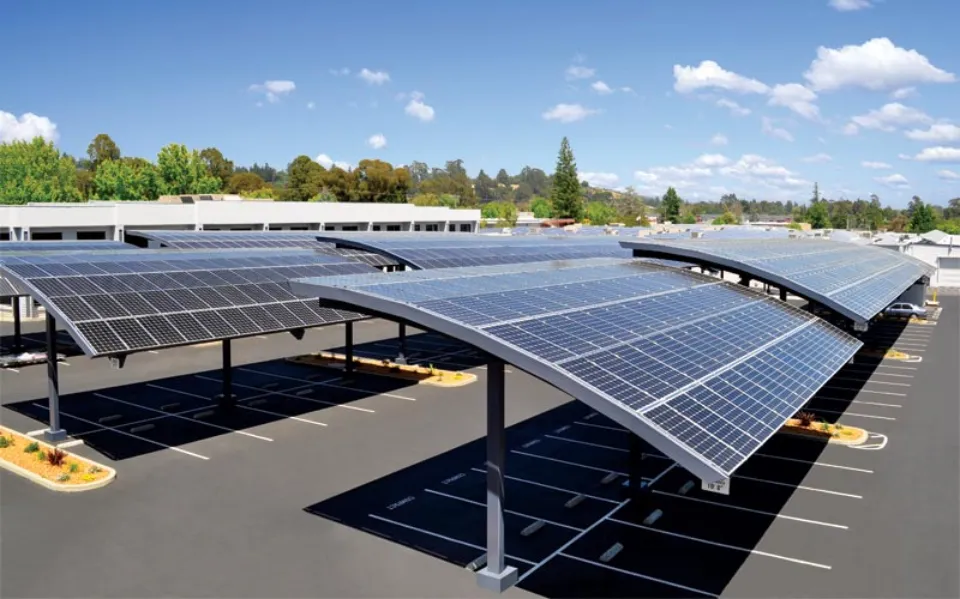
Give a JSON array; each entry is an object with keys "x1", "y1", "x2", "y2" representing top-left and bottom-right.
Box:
[
  {"x1": 829, "y1": 377, "x2": 911, "y2": 387},
  {"x1": 238, "y1": 366, "x2": 419, "y2": 402},
  {"x1": 423, "y1": 488, "x2": 583, "y2": 532},
  {"x1": 195, "y1": 374, "x2": 375, "y2": 413},
  {"x1": 545, "y1": 434, "x2": 627, "y2": 452},
  {"x1": 512, "y1": 449, "x2": 628, "y2": 476},
  {"x1": 650, "y1": 490, "x2": 849, "y2": 529},
  {"x1": 815, "y1": 396, "x2": 902, "y2": 408},
  {"x1": 467, "y1": 467, "x2": 620, "y2": 505},
  {"x1": 32, "y1": 402, "x2": 210, "y2": 460},
  {"x1": 809, "y1": 407, "x2": 897, "y2": 421},
  {"x1": 147, "y1": 383, "x2": 328, "y2": 427},
  {"x1": 822, "y1": 386, "x2": 906, "y2": 397},
  {"x1": 607, "y1": 517, "x2": 832, "y2": 569},
  {"x1": 556, "y1": 552, "x2": 718, "y2": 597},
  {"x1": 93, "y1": 392, "x2": 274, "y2": 441},
  {"x1": 641, "y1": 449, "x2": 872, "y2": 473},
  {"x1": 573, "y1": 421, "x2": 626, "y2": 433}
]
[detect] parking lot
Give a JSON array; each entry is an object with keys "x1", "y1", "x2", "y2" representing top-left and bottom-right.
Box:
[{"x1": 1, "y1": 298, "x2": 958, "y2": 598}]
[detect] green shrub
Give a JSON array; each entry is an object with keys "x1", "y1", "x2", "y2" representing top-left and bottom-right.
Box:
[
  {"x1": 69, "y1": 463, "x2": 80, "y2": 473},
  {"x1": 37, "y1": 450, "x2": 47, "y2": 461},
  {"x1": 25, "y1": 441, "x2": 39, "y2": 453},
  {"x1": 56, "y1": 473, "x2": 70, "y2": 482},
  {"x1": 87, "y1": 465, "x2": 103, "y2": 474},
  {"x1": 0, "y1": 436, "x2": 11, "y2": 448}
]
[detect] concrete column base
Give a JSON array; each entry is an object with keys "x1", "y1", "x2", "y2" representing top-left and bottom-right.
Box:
[
  {"x1": 476, "y1": 566, "x2": 518, "y2": 592},
  {"x1": 43, "y1": 428, "x2": 67, "y2": 442}
]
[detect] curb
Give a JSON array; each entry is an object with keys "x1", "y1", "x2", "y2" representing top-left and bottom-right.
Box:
[
  {"x1": 288, "y1": 354, "x2": 478, "y2": 387},
  {"x1": 0, "y1": 458, "x2": 117, "y2": 492}
]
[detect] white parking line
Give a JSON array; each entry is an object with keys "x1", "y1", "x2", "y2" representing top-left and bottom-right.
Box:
[
  {"x1": 651, "y1": 490, "x2": 849, "y2": 529},
  {"x1": 733, "y1": 474, "x2": 862, "y2": 498},
  {"x1": 870, "y1": 364, "x2": 919, "y2": 371},
  {"x1": 841, "y1": 371, "x2": 913, "y2": 379},
  {"x1": 93, "y1": 392, "x2": 274, "y2": 441},
  {"x1": 815, "y1": 396, "x2": 902, "y2": 408},
  {"x1": 517, "y1": 499, "x2": 631, "y2": 584},
  {"x1": 366, "y1": 513, "x2": 537, "y2": 566},
  {"x1": 32, "y1": 402, "x2": 210, "y2": 460},
  {"x1": 640, "y1": 449, "x2": 873, "y2": 473},
  {"x1": 195, "y1": 374, "x2": 376, "y2": 413},
  {"x1": 545, "y1": 434, "x2": 627, "y2": 452},
  {"x1": 829, "y1": 377, "x2": 911, "y2": 387},
  {"x1": 808, "y1": 407, "x2": 897, "y2": 421},
  {"x1": 423, "y1": 488, "x2": 583, "y2": 532},
  {"x1": 607, "y1": 517, "x2": 832, "y2": 570},
  {"x1": 558, "y1": 553, "x2": 718, "y2": 598},
  {"x1": 147, "y1": 383, "x2": 328, "y2": 427},
  {"x1": 238, "y1": 366, "x2": 419, "y2": 402},
  {"x1": 467, "y1": 467, "x2": 620, "y2": 504},
  {"x1": 511, "y1": 449, "x2": 628, "y2": 476},
  {"x1": 822, "y1": 386, "x2": 907, "y2": 397},
  {"x1": 574, "y1": 420, "x2": 625, "y2": 433}
]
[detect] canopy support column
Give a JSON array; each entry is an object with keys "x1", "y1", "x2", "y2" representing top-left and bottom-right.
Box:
[
  {"x1": 12, "y1": 296, "x2": 22, "y2": 351},
  {"x1": 344, "y1": 321, "x2": 354, "y2": 378},
  {"x1": 779, "y1": 288, "x2": 788, "y2": 301},
  {"x1": 218, "y1": 339, "x2": 235, "y2": 408},
  {"x1": 738, "y1": 276, "x2": 751, "y2": 287},
  {"x1": 396, "y1": 322, "x2": 407, "y2": 364},
  {"x1": 43, "y1": 313, "x2": 66, "y2": 442},
  {"x1": 476, "y1": 359, "x2": 517, "y2": 592}
]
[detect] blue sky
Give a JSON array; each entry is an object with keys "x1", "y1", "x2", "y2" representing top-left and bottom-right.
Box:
[{"x1": 3, "y1": 0, "x2": 960, "y2": 207}]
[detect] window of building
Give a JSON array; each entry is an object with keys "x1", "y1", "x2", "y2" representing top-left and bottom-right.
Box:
[
  {"x1": 425, "y1": 224, "x2": 439, "y2": 232},
  {"x1": 342, "y1": 225, "x2": 359, "y2": 231},
  {"x1": 290, "y1": 226, "x2": 308, "y2": 231},
  {"x1": 31, "y1": 232, "x2": 62, "y2": 240},
  {"x1": 77, "y1": 231, "x2": 107, "y2": 240},
  {"x1": 324, "y1": 225, "x2": 336, "y2": 231},
  {"x1": 386, "y1": 225, "x2": 401, "y2": 232},
  {"x1": 460, "y1": 224, "x2": 472, "y2": 232},
  {"x1": 414, "y1": 224, "x2": 421, "y2": 231},
  {"x1": 372, "y1": 225, "x2": 381, "y2": 231},
  {"x1": 0, "y1": 231, "x2": 10, "y2": 241},
  {"x1": 449, "y1": 224, "x2": 456, "y2": 232}
]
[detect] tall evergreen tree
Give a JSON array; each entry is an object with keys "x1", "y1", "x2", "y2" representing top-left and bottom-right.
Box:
[
  {"x1": 660, "y1": 187, "x2": 682, "y2": 223},
  {"x1": 549, "y1": 137, "x2": 583, "y2": 220}
]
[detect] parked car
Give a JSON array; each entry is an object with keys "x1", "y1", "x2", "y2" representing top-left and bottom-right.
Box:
[{"x1": 883, "y1": 302, "x2": 928, "y2": 319}]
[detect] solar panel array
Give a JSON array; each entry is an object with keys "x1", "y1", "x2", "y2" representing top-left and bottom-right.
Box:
[
  {"x1": 0, "y1": 250, "x2": 372, "y2": 356},
  {"x1": 127, "y1": 230, "x2": 397, "y2": 267},
  {"x1": 316, "y1": 232, "x2": 693, "y2": 270},
  {"x1": 291, "y1": 258, "x2": 861, "y2": 479},
  {"x1": 0, "y1": 241, "x2": 139, "y2": 298},
  {"x1": 623, "y1": 237, "x2": 936, "y2": 323}
]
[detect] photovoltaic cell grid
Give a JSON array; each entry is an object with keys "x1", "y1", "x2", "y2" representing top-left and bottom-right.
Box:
[
  {"x1": 316, "y1": 232, "x2": 693, "y2": 270},
  {"x1": 126, "y1": 230, "x2": 396, "y2": 267},
  {"x1": 0, "y1": 250, "x2": 373, "y2": 356},
  {"x1": 0, "y1": 241, "x2": 139, "y2": 298},
  {"x1": 291, "y1": 258, "x2": 861, "y2": 479},
  {"x1": 623, "y1": 237, "x2": 936, "y2": 323}
]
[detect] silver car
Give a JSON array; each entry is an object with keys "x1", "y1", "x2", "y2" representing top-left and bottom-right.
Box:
[{"x1": 884, "y1": 302, "x2": 928, "y2": 319}]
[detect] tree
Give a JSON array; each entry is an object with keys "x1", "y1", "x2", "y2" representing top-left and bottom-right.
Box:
[
  {"x1": 240, "y1": 187, "x2": 276, "y2": 199},
  {"x1": 549, "y1": 137, "x2": 583, "y2": 221},
  {"x1": 225, "y1": 172, "x2": 265, "y2": 194},
  {"x1": 495, "y1": 168, "x2": 511, "y2": 186},
  {"x1": 322, "y1": 167, "x2": 354, "y2": 202},
  {"x1": 660, "y1": 187, "x2": 682, "y2": 223},
  {"x1": 530, "y1": 196, "x2": 553, "y2": 218},
  {"x1": 888, "y1": 214, "x2": 908, "y2": 232},
  {"x1": 585, "y1": 201, "x2": 616, "y2": 225},
  {"x1": 352, "y1": 159, "x2": 410, "y2": 202},
  {"x1": 156, "y1": 143, "x2": 220, "y2": 195},
  {"x1": 474, "y1": 169, "x2": 496, "y2": 202},
  {"x1": 944, "y1": 198, "x2": 960, "y2": 220},
  {"x1": 235, "y1": 163, "x2": 278, "y2": 183},
  {"x1": 712, "y1": 211, "x2": 739, "y2": 225},
  {"x1": 75, "y1": 169, "x2": 94, "y2": 200},
  {"x1": 199, "y1": 148, "x2": 234, "y2": 190},
  {"x1": 412, "y1": 193, "x2": 459, "y2": 208},
  {"x1": 283, "y1": 155, "x2": 326, "y2": 201},
  {"x1": 91, "y1": 158, "x2": 163, "y2": 201},
  {"x1": 0, "y1": 138, "x2": 81, "y2": 204},
  {"x1": 481, "y1": 201, "x2": 518, "y2": 227},
  {"x1": 513, "y1": 182, "x2": 533, "y2": 202},
  {"x1": 638, "y1": 203, "x2": 651, "y2": 227},
  {"x1": 86, "y1": 134, "x2": 120, "y2": 171},
  {"x1": 806, "y1": 200, "x2": 830, "y2": 229},
  {"x1": 908, "y1": 197, "x2": 937, "y2": 233}
]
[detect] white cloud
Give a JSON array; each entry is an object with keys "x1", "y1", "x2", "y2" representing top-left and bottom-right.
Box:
[
  {"x1": 542, "y1": 103, "x2": 599, "y2": 123},
  {"x1": 802, "y1": 153, "x2": 833, "y2": 163},
  {"x1": 0, "y1": 111, "x2": 59, "y2": 143},
  {"x1": 673, "y1": 60, "x2": 769, "y2": 94},
  {"x1": 804, "y1": 38, "x2": 956, "y2": 92},
  {"x1": 828, "y1": 0, "x2": 873, "y2": 11},
  {"x1": 367, "y1": 133, "x2": 387, "y2": 149},
  {"x1": 937, "y1": 169, "x2": 960, "y2": 180},
  {"x1": 719, "y1": 154, "x2": 797, "y2": 180},
  {"x1": 315, "y1": 154, "x2": 351, "y2": 170},
  {"x1": 249, "y1": 80, "x2": 296, "y2": 103},
  {"x1": 761, "y1": 116, "x2": 794, "y2": 142},
  {"x1": 329, "y1": 67, "x2": 350, "y2": 76},
  {"x1": 876, "y1": 173, "x2": 910, "y2": 188},
  {"x1": 861, "y1": 161, "x2": 892, "y2": 169},
  {"x1": 850, "y1": 102, "x2": 932, "y2": 132},
  {"x1": 358, "y1": 68, "x2": 390, "y2": 85},
  {"x1": 565, "y1": 65, "x2": 595, "y2": 80},
  {"x1": 405, "y1": 91, "x2": 435, "y2": 122},
  {"x1": 716, "y1": 98, "x2": 751, "y2": 116},
  {"x1": 914, "y1": 146, "x2": 960, "y2": 163},
  {"x1": 842, "y1": 123, "x2": 859, "y2": 136},
  {"x1": 620, "y1": 86, "x2": 634, "y2": 93},
  {"x1": 891, "y1": 86, "x2": 917, "y2": 99},
  {"x1": 580, "y1": 172, "x2": 619, "y2": 188},
  {"x1": 694, "y1": 153, "x2": 730, "y2": 167},
  {"x1": 898, "y1": 153, "x2": 913, "y2": 160},
  {"x1": 905, "y1": 123, "x2": 960, "y2": 143},
  {"x1": 306, "y1": 101, "x2": 315, "y2": 110},
  {"x1": 591, "y1": 81, "x2": 613, "y2": 95},
  {"x1": 710, "y1": 133, "x2": 728, "y2": 146},
  {"x1": 768, "y1": 83, "x2": 820, "y2": 120}
]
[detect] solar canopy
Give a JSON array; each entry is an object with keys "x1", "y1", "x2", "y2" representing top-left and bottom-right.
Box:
[
  {"x1": 127, "y1": 230, "x2": 396, "y2": 267},
  {"x1": 290, "y1": 258, "x2": 861, "y2": 481},
  {"x1": 316, "y1": 232, "x2": 692, "y2": 270},
  {"x1": 0, "y1": 249, "x2": 373, "y2": 356},
  {"x1": 623, "y1": 237, "x2": 936, "y2": 324},
  {"x1": 0, "y1": 240, "x2": 138, "y2": 298}
]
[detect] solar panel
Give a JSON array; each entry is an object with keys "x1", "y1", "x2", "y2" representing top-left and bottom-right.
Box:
[
  {"x1": 0, "y1": 249, "x2": 373, "y2": 356},
  {"x1": 0, "y1": 240, "x2": 136, "y2": 253},
  {"x1": 623, "y1": 237, "x2": 936, "y2": 324},
  {"x1": 316, "y1": 232, "x2": 694, "y2": 270},
  {"x1": 126, "y1": 230, "x2": 396, "y2": 267},
  {"x1": 290, "y1": 257, "x2": 861, "y2": 481}
]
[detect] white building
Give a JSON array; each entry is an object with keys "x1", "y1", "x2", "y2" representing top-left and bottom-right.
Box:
[{"x1": 0, "y1": 198, "x2": 481, "y2": 241}]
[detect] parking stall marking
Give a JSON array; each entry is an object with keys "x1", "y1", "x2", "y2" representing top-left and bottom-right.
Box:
[
  {"x1": 808, "y1": 407, "x2": 897, "y2": 421},
  {"x1": 423, "y1": 488, "x2": 584, "y2": 532},
  {"x1": 828, "y1": 377, "x2": 911, "y2": 387},
  {"x1": 650, "y1": 489, "x2": 849, "y2": 529},
  {"x1": 237, "y1": 366, "x2": 419, "y2": 402},
  {"x1": 194, "y1": 374, "x2": 376, "y2": 413},
  {"x1": 556, "y1": 553, "x2": 718, "y2": 598},
  {"x1": 466, "y1": 467, "x2": 621, "y2": 505},
  {"x1": 94, "y1": 392, "x2": 274, "y2": 441},
  {"x1": 814, "y1": 396, "x2": 902, "y2": 408},
  {"x1": 148, "y1": 383, "x2": 328, "y2": 427},
  {"x1": 638, "y1": 446, "x2": 873, "y2": 473},
  {"x1": 821, "y1": 386, "x2": 906, "y2": 397},
  {"x1": 31, "y1": 402, "x2": 210, "y2": 460}
]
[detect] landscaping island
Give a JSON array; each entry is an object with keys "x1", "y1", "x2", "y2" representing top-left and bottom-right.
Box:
[
  {"x1": 289, "y1": 352, "x2": 477, "y2": 387},
  {"x1": 0, "y1": 425, "x2": 116, "y2": 491}
]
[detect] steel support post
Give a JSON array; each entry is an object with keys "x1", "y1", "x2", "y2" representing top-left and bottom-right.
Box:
[
  {"x1": 628, "y1": 434, "x2": 646, "y2": 499},
  {"x1": 779, "y1": 288, "x2": 788, "y2": 301},
  {"x1": 476, "y1": 360, "x2": 518, "y2": 592},
  {"x1": 397, "y1": 322, "x2": 407, "y2": 364},
  {"x1": 738, "y1": 276, "x2": 750, "y2": 287},
  {"x1": 219, "y1": 339, "x2": 235, "y2": 408},
  {"x1": 43, "y1": 313, "x2": 66, "y2": 442},
  {"x1": 344, "y1": 321, "x2": 354, "y2": 376},
  {"x1": 12, "y1": 296, "x2": 22, "y2": 351}
]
